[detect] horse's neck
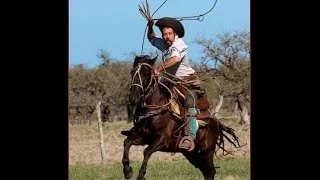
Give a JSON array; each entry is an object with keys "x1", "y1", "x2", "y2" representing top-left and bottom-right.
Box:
[{"x1": 145, "y1": 81, "x2": 169, "y2": 106}]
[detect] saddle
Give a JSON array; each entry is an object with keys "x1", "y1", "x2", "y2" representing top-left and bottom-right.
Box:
[
  {"x1": 160, "y1": 72, "x2": 212, "y2": 121},
  {"x1": 169, "y1": 85, "x2": 212, "y2": 121}
]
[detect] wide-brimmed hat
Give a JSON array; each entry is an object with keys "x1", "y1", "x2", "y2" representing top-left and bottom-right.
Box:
[{"x1": 155, "y1": 17, "x2": 185, "y2": 38}]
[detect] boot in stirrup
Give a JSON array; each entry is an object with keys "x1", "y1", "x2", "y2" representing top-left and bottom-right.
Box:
[{"x1": 179, "y1": 108, "x2": 198, "y2": 152}]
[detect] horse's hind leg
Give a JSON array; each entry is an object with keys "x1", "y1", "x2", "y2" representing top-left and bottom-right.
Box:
[
  {"x1": 137, "y1": 138, "x2": 166, "y2": 180},
  {"x1": 182, "y1": 151, "x2": 215, "y2": 180},
  {"x1": 122, "y1": 133, "x2": 144, "y2": 179},
  {"x1": 198, "y1": 151, "x2": 216, "y2": 180},
  {"x1": 182, "y1": 151, "x2": 202, "y2": 168}
]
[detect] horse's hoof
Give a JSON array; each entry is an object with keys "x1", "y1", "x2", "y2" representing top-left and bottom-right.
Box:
[
  {"x1": 123, "y1": 166, "x2": 133, "y2": 179},
  {"x1": 136, "y1": 176, "x2": 145, "y2": 180}
]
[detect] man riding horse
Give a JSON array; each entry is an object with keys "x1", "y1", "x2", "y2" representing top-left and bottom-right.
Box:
[{"x1": 122, "y1": 17, "x2": 209, "y2": 151}]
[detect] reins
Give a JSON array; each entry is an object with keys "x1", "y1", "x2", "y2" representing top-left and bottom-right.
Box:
[
  {"x1": 130, "y1": 63, "x2": 173, "y2": 123},
  {"x1": 130, "y1": 62, "x2": 198, "y2": 138}
]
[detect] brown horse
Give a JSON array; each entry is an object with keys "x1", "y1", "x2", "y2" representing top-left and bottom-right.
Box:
[{"x1": 121, "y1": 55, "x2": 242, "y2": 180}]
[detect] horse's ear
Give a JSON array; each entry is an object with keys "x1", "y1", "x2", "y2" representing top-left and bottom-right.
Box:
[
  {"x1": 133, "y1": 56, "x2": 140, "y2": 67},
  {"x1": 149, "y1": 55, "x2": 158, "y2": 66}
]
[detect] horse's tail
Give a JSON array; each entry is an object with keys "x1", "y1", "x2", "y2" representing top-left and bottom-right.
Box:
[{"x1": 211, "y1": 117, "x2": 243, "y2": 156}]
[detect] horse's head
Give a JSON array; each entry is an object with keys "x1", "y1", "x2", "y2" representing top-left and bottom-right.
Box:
[{"x1": 129, "y1": 55, "x2": 157, "y2": 106}]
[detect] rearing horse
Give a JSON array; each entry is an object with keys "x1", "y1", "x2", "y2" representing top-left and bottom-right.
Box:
[{"x1": 122, "y1": 55, "x2": 242, "y2": 180}]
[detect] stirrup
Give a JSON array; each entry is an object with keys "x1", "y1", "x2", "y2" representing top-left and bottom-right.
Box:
[{"x1": 178, "y1": 136, "x2": 195, "y2": 152}]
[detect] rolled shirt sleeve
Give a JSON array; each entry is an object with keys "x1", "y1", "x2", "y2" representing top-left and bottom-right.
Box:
[
  {"x1": 151, "y1": 37, "x2": 194, "y2": 77},
  {"x1": 168, "y1": 47, "x2": 182, "y2": 62}
]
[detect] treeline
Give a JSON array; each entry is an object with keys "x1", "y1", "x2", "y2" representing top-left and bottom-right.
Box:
[{"x1": 69, "y1": 31, "x2": 250, "y2": 125}]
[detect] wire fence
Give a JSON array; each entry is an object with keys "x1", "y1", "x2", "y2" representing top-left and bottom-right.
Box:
[{"x1": 68, "y1": 97, "x2": 250, "y2": 125}]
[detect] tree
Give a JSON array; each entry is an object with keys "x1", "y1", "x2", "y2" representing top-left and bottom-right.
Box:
[
  {"x1": 97, "y1": 49, "x2": 112, "y2": 67},
  {"x1": 196, "y1": 31, "x2": 250, "y2": 124}
]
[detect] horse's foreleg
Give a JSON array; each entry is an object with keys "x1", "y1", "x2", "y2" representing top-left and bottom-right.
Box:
[
  {"x1": 137, "y1": 138, "x2": 166, "y2": 180},
  {"x1": 122, "y1": 138, "x2": 134, "y2": 179},
  {"x1": 122, "y1": 133, "x2": 145, "y2": 179}
]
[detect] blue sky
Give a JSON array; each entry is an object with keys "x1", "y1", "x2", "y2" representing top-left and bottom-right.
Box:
[{"x1": 69, "y1": 0, "x2": 250, "y2": 68}]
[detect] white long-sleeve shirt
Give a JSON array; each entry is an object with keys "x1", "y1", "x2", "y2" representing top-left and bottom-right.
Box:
[{"x1": 149, "y1": 36, "x2": 195, "y2": 77}]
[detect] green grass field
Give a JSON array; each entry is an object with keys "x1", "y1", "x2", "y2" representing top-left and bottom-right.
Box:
[
  {"x1": 69, "y1": 120, "x2": 250, "y2": 179},
  {"x1": 70, "y1": 157, "x2": 249, "y2": 180}
]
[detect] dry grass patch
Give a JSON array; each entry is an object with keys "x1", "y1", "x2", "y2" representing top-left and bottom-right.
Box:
[{"x1": 69, "y1": 119, "x2": 250, "y2": 165}]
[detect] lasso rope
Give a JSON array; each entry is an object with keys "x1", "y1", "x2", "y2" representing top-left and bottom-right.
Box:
[{"x1": 138, "y1": 0, "x2": 219, "y2": 55}]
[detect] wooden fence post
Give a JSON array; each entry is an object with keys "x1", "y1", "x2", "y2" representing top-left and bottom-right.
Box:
[
  {"x1": 96, "y1": 101, "x2": 107, "y2": 164},
  {"x1": 211, "y1": 95, "x2": 223, "y2": 118}
]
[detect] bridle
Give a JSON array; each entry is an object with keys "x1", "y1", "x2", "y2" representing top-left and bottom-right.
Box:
[
  {"x1": 130, "y1": 62, "x2": 155, "y2": 100},
  {"x1": 129, "y1": 62, "x2": 172, "y2": 123}
]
